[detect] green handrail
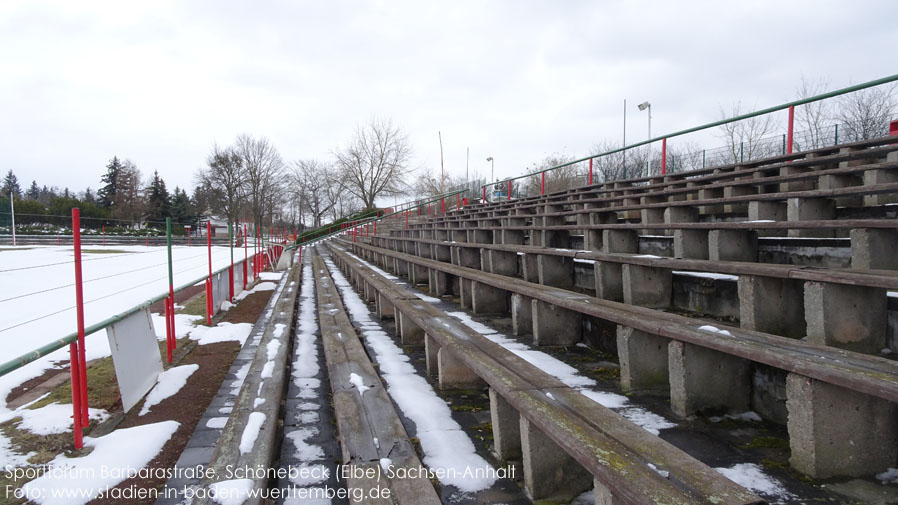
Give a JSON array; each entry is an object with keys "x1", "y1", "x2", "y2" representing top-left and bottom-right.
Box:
[
  {"x1": 484, "y1": 73, "x2": 898, "y2": 187},
  {"x1": 0, "y1": 256, "x2": 253, "y2": 377}
]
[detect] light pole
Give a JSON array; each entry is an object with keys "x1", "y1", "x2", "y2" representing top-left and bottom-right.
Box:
[
  {"x1": 637, "y1": 101, "x2": 651, "y2": 140},
  {"x1": 486, "y1": 156, "x2": 494, "y2": 182}
]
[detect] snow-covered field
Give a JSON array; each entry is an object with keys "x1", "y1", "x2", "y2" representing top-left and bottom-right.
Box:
[{"x1": 0, "y1": 245, "x2": 248, "y2": 409}]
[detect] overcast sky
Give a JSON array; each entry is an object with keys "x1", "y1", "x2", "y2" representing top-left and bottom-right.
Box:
[{"x1": 1, "y1": 1, "x2": 895, "y2": 198}]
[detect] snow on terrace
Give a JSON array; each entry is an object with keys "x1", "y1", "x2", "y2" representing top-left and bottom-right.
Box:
[
  {"x1": 343, "y1": 249, "x2": 802, "y2": 504},
  {"x1": 323, "y1": 257, "x2": 497, "y2": 494},
  {"x1": 0, "y1": 245, "x2": 241, "y2": 404}
]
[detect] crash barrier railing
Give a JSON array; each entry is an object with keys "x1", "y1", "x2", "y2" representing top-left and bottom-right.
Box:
[
  {"x1": 481, "y1": 73, "x2": 898, "y2": 199},
  {"x1": 0, "y1": 210, "x2": 287, "y2": 449}
]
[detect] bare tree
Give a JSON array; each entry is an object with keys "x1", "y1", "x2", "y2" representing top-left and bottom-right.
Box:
[
  {"x1": 112, "y1": 159, "x2": 145, "y2": 225},
  {"x1": 590, "y1": 142, "x2": 653, "y2": 183},
  {"x1": 292, "y1": 159, "x2": 334, "y2": 228},
  {"x1": 794, "y1": 76, "x2": 832, "y2": 150},
  {"x1": 716, "y1": 102, "x2": 777, "y2": 163},
  {"x1": 522, "y1": 153, "x2": 583, "y2": 196},
  {"x1": 198, "y1": 143, "x2": 245, "y2": 229},
  {"x1": 234, "y1": 134, "x2": 286, "y2": 232},
  {"x1": 334, "y1": 118, "x2": 413, "y2": 209},
  {"x1": 834, "y1": 83, "x2": 897, "y2": 142}
]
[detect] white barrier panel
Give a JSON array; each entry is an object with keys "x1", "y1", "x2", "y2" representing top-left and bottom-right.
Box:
[
  {"x1": 234, "y1": 262, "x2": 244, "y2": 298},
  {"x1": 105, "y1": 308, "x2": 163, "y2": 412},
  {"x1": 217, "y1": 270, "x2": 229, "y2": 306},
  {"x1": 211, "y1": 272, "x2": 223, "y2": 315}
]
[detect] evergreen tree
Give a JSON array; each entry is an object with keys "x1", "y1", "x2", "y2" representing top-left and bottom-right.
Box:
[
  {"x1": 63, "y1": 187, "x2": 70, "y2": 199},
  {"x1": 169, "y1": 186, "x2": 195, "y2": 226},
  {"x1": 27, "y1": 180, "x2": 40, "y2": 200},
  {"x1": 1, "y1": 170, "x2": 22, "y2": 198},
  {"x1": 83, "y1": 187, "x2": 96, "y2": 204},
  {"x1": 38, "y1": 185, "x2": 56, "y2": 206},
  {"x1": 98, "y1": 156, "x2": 124, "y2": 208},
  {"x1": 145, "y1": 170, "x2": 170, "y2": 225}
]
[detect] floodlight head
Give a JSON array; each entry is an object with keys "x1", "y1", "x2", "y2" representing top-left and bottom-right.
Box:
[
  {"x1": 637, "y1": 101, "x2": 650, "y2": 111},
  {"x1": 486, "y1": 156, "x2": 493, "y2": 162}
]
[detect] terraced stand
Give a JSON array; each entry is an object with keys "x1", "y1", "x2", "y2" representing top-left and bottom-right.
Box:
[
  {"x1": 327, "y1": 241, "x2": 764, "y2": 505},
  {"x1": 348, "y1": 133, "x2": 898, "y2": 486}
]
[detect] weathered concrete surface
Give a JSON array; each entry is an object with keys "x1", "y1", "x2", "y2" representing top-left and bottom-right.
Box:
[{"x1": 786, "y1": 373, "x2": 898, "y2": 479}]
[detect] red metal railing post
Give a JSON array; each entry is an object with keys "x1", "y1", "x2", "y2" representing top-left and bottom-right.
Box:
[
  {"x1": 71, "y1": 208, "x2": 88, "y2": 447},
  {"x1": 373, "y1": 220, "x2": 377, "y2": 235},
  {"x1": 787, "y1": 105, "x2": 795, "y2": 154},
  {"x1": 540, "y1": 172, "x2": 545, "y2": 195},
  {"x1": 588, "y1": 158, "x2": 593, "y2": 185},
  {"x1": 661, "y1": 138, "x2": 667, "y2": 175},
  {"x1": 206, "y1": 221, "x2": 212, "y2": 325},
  {"x1": 165, "y1": 297, "x2": 173, "y2": 363},
  {"x1": 68, "y1": 342, "x2": 83, "y2": 449},
  {"x1": 482, "y1": 186, "x2": 486, "y2": 202},
  {"x1": 508, "y1": 180, "x2": 512, "y2": 200},
  {"x1": 243, "y1": 224, "x2": 248, "y2": 289}
]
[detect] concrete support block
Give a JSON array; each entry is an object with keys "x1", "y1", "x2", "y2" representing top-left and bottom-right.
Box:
[
  {"x1": 428, "y1": 269, "x2": 451, "y2": 297},
  {"x1": 522, "y1": 254, "x2": 539, "y2": 283},
  {"x1": 804, "y1": 282, "x2": 887, "y2": 353},
  {"x1": 489, "y1": 389, "x2": 521, "y2": 460},
  {"x1": 538, "y1": 254, "x2": 574, "y2": 289},
  {"x1": 410, "y1": 263, "x2": 429, "y2": 286},
  {"x1": 698, "y1": 187, "x2": 724, "y2": 214},
  {"x1": 376, "y1": 292, "x2": 395, "y2": 319},
  {"x1": 459, "y1": 278, "x2": 472, "y2": 309},
  {"x1": 393, "y1": 258, "x2": 408, "y2": 276},
  {"x1": 748, "y1": 200, "x2": 787, "y2": 237},
  {"x1": 520, "y1": 415, "x2": 593, "y2": 501},
  {"x1": 851, "y1": 228, "x2": 898, "y2": 270},
  {"x1": 786, "y1": 373, "x2": 898, "y2": 478},
  {"x1": 664, "y1": 206, "x2": 698, "y2": 225},
  {"x1": 723, "y1": 184, "x2": 758, "y2": 213},
  {"x1": 397, "y1": 311, "x2": 424, "y2": 345},
  {"x1": 452, "y1": 229, "x2": 468, "y2": 242},
  {"x1": 622, "y1": 264, "x2": 672, "y2": 308},
  {"x1": 425, "y1": 333, "x2": 440, "y2": 376},
  {"x1": 708, "y1": 229, "x2": 758, "y2": 262},
  {"x1": 438, "y1": 347, "x2": 486, "y2": 389},
  {"x1": 472, "y1": 281, "x2": 507, "y2": 314},
  {"x1": 617, "y1": 326, "x2": 669, "y2": 393},
  {"x1": 512, "y1": 293, "x2": 533, "y2": 335},
  {"x1": 594, "y1": 262, "x2": 623, "y2": 302},
  {"x1": 532, "y1": 299, "x2": 580, "y2": 346},
  {"x1": 602, "y1": 230, "x2": 638, "y2": 253},
  {"x1": 434, "y1": 245, "x2": 451, "y2": 262},
  {"x1": 457, "y1": 246, "x2": 482, "y2": 269},
  {"x1": 468, "y1": 229, "x2": 491, "y2": 244},
  {"x1": 488, "y1": 249, "x2": 518, "y2": 276},
  {"x1": 593, "y1": 478, "x2": 624, "y2": 505},
  {"x1": 864, "y1": 168, "x2": 898, "y2": 205},
  {"x1": 669, "y1": 341, "x2": 751, "y2": 418},
  {"x1": 780, "y1": 164, "x2": 814, "y2": 192},
  {"x1": 787, "y1": 197, "x2": 836, "y2": 238},
  {"x1": 502, "y1": 229, "x2": 526, "y2": 245},
  {"x1": 673, "y1": 229, "x2": 709, "y2": 259},
  {"x1": 738, "y1": 276, "x2": 805, "y2": 339},
  {"x1": 640, "y1": 207, "x2": 665, "y2": 234}
]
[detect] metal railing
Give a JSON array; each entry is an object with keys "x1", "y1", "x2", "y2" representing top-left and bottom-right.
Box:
[{"x1": 482, "y1": 73, "x2": 898, "y2": 199}]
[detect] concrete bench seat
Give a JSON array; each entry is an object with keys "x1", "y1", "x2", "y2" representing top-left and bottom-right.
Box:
[{"x1": 327, "y1": 242, "x2": 765, "y2": 505}]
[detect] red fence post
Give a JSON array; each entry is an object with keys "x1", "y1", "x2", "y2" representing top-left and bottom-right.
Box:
[
  {"x1": 373, "y1": 220, "x2": 377, "y2": 235},
  {"x1": 508, "y1": 179, "x2": 512, "y2": 200},
  {"x1": 588, "y1": 158, "x2": 593, "y2": 185},
  {"x1": 891, "y1": 119, "x2": 898, "y2": 137},
  {"x1": 165, "y1": 297, "x2": 173, "y2": 363},
  {"x1": 243, "y1": 224, "x2": 248, "y2": 289},
  {"x1": 482, "y1": 186, "x2": 486, "y2": 202},
  {"x1": 70, "y1": 208, "x2": 88, "y2": 448},
  {"x1": 787, "y1": 105, "x2": 795, "y2": 154},
  {"x1": 661, "y1": 138, "x2": 667, "y2": 175},
  {"x1": 206, "y1": 221, "x2": 212, "y2": 325},
  {"x1": 540, "y1": 172, "x2": 545, "y2": 195}
]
